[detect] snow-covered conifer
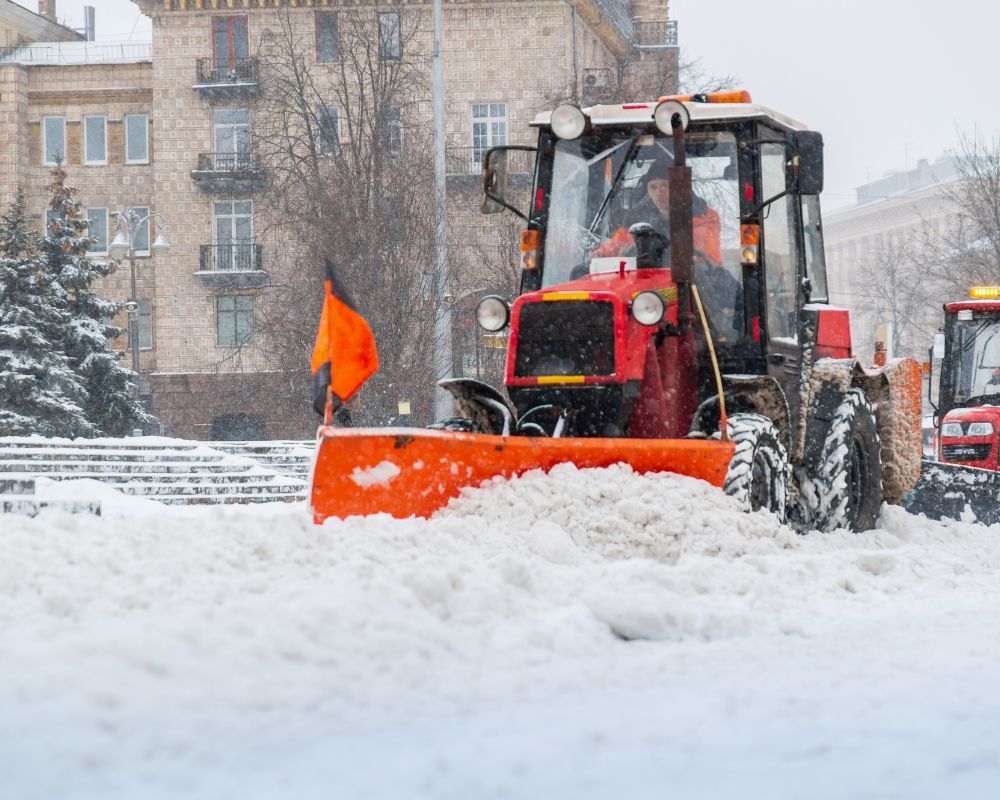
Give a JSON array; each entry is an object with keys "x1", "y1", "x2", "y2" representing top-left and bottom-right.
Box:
[
  {"x1": 43, "y1": 167, "x2": 152, "y2": 435},
  {"x1": 0, "y1": 189, "x2": 94, "y2": 436}
]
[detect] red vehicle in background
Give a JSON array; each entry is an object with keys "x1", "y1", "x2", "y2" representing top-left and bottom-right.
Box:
[{"x1": 907, "y1": 287, "x2": 1000, "y2": 523}]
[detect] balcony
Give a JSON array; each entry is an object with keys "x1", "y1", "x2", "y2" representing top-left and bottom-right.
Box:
[
  {"x1": 191, "y1": 152, "x2": 266, "y2": 194},
  {"x1": 633, "y1": 19, "x2": 679, "y2": 49},
  {"x1": 193, "y1": 57, "x2": 259, "y2": 99},
  {"x1": 194, "y1": 243, "x2": 267, "y2": 288}
]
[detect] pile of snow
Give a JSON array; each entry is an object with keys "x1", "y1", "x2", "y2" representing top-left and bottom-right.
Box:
[{"x1": 3, "y1": 464, "x2": 1000, "y2": 798}]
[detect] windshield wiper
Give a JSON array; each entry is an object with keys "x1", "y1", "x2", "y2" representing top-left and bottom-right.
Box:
[{"x1": 587, "y1": 135, "x2": 641, "y2": 234}]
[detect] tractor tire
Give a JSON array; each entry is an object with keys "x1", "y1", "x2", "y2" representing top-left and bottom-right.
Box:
[
  {"x1": 723, "y1": 413, "x2": 788, "y2": 522},
  {"x1": 803, "y1": 388, "x2": 883, "y2": 533},
  {"x1": 427, "y1": 417, "x2": 480, "y2": 433}
]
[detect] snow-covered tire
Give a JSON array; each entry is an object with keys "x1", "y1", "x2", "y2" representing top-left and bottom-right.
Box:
[
  {"x1": 802, "y1": 388, "x2": 882, "y2": 533},
  {"x1": 427, "y1": 417, "x2": 480, "y2": 433},
  {"x1": 723, "y1": 413, "x2": 788, "y2": 522}
]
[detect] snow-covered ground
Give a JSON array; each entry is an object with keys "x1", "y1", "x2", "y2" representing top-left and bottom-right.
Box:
[{"x1": 3, "y1": 463, "x2": 1000, "y2": 799}]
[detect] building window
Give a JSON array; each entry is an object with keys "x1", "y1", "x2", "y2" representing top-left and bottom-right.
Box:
[
  {"x1": 138, "y1": 298, "x2": 153, "y2": 350},
  {"x1": 131, "y1": 206, "x2": 150, "y2": 255},
  {"x1": 42, "y1": 116, "x2": 66, "y2": 165},
  {"x1": 318, "y1": 107, "x2": 340, "y2": 156},
  {"x1": 471, "y1": 103, "x2": 507, "y2": 165},
  {"x1": 378, "y1": 11, "x2": 401, "y2": 60},
  {"x1": 84, "y1": 116, "x2": 107, "y2": 165},
  {"x1": 213, "y1": 15, "x2": 249, "y2": 68},
  {"x1": 86, "y1": 207, "x2": 108, "y2": 254},
  {"x1": 217, "y1": 295, "x2": 253, "y2": 347},
  {"x1": 316, "y1": 11, "x2": 338, "y2": 62},
  {"x1": 213, "y1": 200, "x2": 253, "y2": 270},
  {"x1": 388, "y1": 107, "x2": 403, "y2": 155},
  {"x1": 213, "y1": 108, "x2": 251, "y2": 169},
  {"x1": 125, "y1": 114, "x2": 149, "y2": 164}
]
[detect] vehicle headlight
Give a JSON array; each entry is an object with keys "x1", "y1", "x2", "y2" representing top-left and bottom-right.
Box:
[
  {"x1": 631, "y1": 291, "x2": 665, "y2": 326},
  {"x1": 475, "y1": 296, "x2": 510, "y2": 332},
  {"x1": 941, "y1": 422, "x2": 964, "y2": 438},
  {"x1": 550, "y1": 103, "x2": 588, "y2": 140},
  {"x1": 966, "y1": 421, "x2": 994, "y2": 437}
]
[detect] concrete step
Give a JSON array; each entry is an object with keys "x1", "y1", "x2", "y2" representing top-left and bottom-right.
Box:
[
  {"x1": 0, "y1": 460, "x2": 254, "y2": 475},
  {"x1": 0, "y1": 449, "x2": 230, "y2": 463},
  {"x1": 157, "y1": 493, "x2": 305, "y2": 506},
  {"x1": 118, "y1": 481, "x2": 306, "y2": 497},
  {"x1": 0, "y1": 495, "x2": 101, "y2": 516},
  {"x1": 36, "y1": 472, "x2": 302, "y2": 486},
  {"x1": 0, "y1": 440, "x2": 202, "y2": 451}
]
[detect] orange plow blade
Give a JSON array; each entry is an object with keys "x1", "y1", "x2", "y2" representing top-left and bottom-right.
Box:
[{"x1": 309, "y1": 427, "x2": 735, "y2": 523}]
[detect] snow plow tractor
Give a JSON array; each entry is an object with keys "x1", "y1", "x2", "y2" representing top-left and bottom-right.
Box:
[
  {"x1": 310, "y1": 91, "x2": 923, "y2": 530},
  {"x1": 904, "y1": 288, "x2": 1000, "y2": 524}
]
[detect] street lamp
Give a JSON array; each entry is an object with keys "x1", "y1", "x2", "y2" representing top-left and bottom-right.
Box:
[{"x1": 109, "y1": 208, "x2": 169, "y2": 397}]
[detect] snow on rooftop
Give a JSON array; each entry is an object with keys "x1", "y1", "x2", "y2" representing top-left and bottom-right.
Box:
[{"x1": 0, "y1": 39, "x2": 151, "y2": 65}]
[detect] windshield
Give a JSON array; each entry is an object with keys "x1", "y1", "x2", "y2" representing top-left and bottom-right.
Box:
[
  {"x1": 949, "y1": 316, "x2": 1000, "y2": 404},
  {"x1": 542, "y1": 129, "x2": 743, "y2": 339}
]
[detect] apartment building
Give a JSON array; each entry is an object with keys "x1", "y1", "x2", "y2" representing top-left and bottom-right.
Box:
[{"x1": 1, "y1": 0, "x2": 679, "y2": 439}]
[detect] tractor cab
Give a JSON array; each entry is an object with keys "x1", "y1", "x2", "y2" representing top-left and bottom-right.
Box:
[
  {"x1": 480, "y1": 92, "x2": 843, "y2": 448},
  {"x1": 935, "y1": 291, "x2": 1000, "y2": 468}
]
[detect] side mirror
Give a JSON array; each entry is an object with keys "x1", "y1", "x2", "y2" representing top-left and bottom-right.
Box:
[
  {"x1": 794, "y1": 131, "x2": 824, "y2": 194},
  {"x1": 933, "y1": 332, "x2": 946, "y2": 360},
  {"x1": 481, "y1": 145, "x2": 534, "y2": 220}
]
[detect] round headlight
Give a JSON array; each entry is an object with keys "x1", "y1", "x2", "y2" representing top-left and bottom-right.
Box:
[
  {"x1": 550, "y1": 103, "x2": 587, "y2": 140},
  {"x1": 631, "y1": 291, "x2": 665, "y2": 326},
  {"x1": 653, "y1": 99, "x2": 690, "y2": 135},
  {"x1": 476, "y1": 296, "x2": 510, "y2": 332}
]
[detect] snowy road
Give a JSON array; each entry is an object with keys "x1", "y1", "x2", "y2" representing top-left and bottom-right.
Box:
[{"x1": 3, "y1": 464, "x2": 1000, "y2": 798}]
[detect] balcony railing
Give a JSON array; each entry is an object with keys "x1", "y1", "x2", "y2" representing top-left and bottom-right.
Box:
[
  {"x1": 191, "y1": 152, "x2": 266, "y2": 193},
  {"x1": 633, "y1": 19, "x2": 679, "y2": 49},
  {"x1": 200, "y1": 243, "x2": 263, "y2": 272},
  {"x1": 445, "y1": 146, "x2": 536, "y2": 178},
  {"x1": 193, "y1": 57, "x2": 259, "y2": 98}
]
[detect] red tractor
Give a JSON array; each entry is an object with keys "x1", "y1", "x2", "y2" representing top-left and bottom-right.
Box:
[
  {"x1": 310, "y1": 92, "x2": 922, "y2": 531},
  {"x1": 906, "y1": 288, "x2": 1000, "y2": 523}
]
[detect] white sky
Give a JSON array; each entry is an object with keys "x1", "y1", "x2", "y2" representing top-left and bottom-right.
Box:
[
  {"x1": 17, "y1": 1, "x2": 1000, "y2": 211},
  {"x1": 671, "y1": 0, "x2": 1000, "y2": 209}
]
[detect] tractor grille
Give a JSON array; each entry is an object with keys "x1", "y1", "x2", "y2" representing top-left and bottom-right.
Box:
[
  {"x1": 514, "y1": 300, "x2": 616, "y2": 378},
  {"x1": 942, "y1": 443, "x2": 993, "y2": 462}
]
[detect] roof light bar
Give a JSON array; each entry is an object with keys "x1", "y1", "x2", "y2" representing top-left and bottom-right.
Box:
[
  {"x1": 970, "y1": 286, "x2": 1000, "y2": 299},
  {"x1": 655, "y1": 90, "x2": 753, "y2": 104}
]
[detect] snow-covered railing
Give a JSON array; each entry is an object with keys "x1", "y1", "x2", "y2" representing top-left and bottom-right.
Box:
[{"x1": 0, "y1": 41, "x2": 152, "y2": 65}]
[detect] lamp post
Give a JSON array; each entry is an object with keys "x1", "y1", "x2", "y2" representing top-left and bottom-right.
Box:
[{"x1": 109, "y1": 209, "x2": 169, "y2": 398}]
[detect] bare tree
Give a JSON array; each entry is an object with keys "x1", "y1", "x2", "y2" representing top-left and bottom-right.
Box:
[{"x1": 216, "y1": 9, "x2": 445, "y2": 428}]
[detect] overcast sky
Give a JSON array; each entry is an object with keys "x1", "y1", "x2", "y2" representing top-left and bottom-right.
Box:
[
  {"x1": 19, "y1": 1, "x2": 1000, "y2": 212},
  {"x1": 672, "y1": 0, "x2": 1000, "y2": 209}
]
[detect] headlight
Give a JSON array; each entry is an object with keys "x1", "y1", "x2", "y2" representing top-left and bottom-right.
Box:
[
  {"x1": 941, "y1": 422, "x2": 964, "y2": 438},
  {"x1": 476, "y1": 296, "x2": 510, "y2": 332},
  {"x1": 550, "y1": 103, "x2": 587, "y2": 140},
  {"x1": 966, "y1": 421, "x2": 995, "y2": 437},
  {"x1": 653, "y1": 99, "x2": 690, "y2": 135},
  {"x1": 631, "y1": 291, "x2": 665, "y2": 326}
]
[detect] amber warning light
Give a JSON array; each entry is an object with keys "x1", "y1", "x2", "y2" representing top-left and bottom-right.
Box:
[{"x1": 969, "y1": 286, "x2": 1000, "y2": 299}]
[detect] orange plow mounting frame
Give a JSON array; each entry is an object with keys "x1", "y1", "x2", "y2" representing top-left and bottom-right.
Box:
[{"x1": 309, "y1": 427, "x2": 736, "y2": 523}]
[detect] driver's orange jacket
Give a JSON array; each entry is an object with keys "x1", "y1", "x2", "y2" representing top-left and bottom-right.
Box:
[{"x1": 591, "y1": 208, "x2": 722, "y2": 264}]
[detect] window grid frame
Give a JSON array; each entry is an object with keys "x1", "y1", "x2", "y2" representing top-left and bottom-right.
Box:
[
  {"x1": 124, "y1": 114, "x2": 150, "y2": 165},
  {"x1": 85, "y1": 207, "x2": 109, "y2": 255},
  {"x1": 42, "y1": 116, "x2": 66, "y2": 166},
  {"x1": 216, "y1": 294, "x2": 254, "y2": 348}
]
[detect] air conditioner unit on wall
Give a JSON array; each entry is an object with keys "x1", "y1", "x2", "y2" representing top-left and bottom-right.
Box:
[{"x1": 583, "y1": 69, "x2": 609, "y2": 88}]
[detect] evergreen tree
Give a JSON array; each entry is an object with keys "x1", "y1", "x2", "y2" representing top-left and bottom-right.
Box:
[
  {"x1": 0, "y1": 190, "x2": 95, "y2": 437},
  {"x1": 43, "y1": 167, "x2": 152, "y2": 435}
]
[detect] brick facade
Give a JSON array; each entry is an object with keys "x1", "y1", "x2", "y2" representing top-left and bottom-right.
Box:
[{"x1": 2, "y1": 0, "x2": 678, "y2": 439}]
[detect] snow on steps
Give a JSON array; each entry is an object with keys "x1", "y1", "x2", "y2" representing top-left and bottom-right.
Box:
[
  {"x1": 0, "y1": 474, "x2": 101, "y2": 517},
  {"x1": 0, "y1": 437, "x2": 315, "y2": 509}
]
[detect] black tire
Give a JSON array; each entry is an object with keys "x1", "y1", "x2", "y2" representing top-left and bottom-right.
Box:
[
  {"x1": 803, "y1": 389, "x2": 882, "y2": 533},
  {"x1": 723, "y1": 413, "x2": 788, "y2": 522},
  {"x1": 427, "y1": 417, "x2": 480, "y2": 433}
]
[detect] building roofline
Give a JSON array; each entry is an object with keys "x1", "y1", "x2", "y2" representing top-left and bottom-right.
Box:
[{"x1": 0, "y1": 0, "x2": 83, "y2": 44}]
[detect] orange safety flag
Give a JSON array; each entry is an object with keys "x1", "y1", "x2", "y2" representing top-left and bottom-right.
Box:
[{"x1": 311, "y1": 259, "x2": 379, "y2": 417}]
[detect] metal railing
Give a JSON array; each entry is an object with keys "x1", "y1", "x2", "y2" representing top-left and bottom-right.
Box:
[
  {"x1": 633, "y1": 19, "x2": 679, "y2": 49},
  {"x1": 446, "y1": 146, "x2": 535, "y2": 177},
  {"x1": 0, "y1": 41, "x2": 152, "y2": 65},
  {"x1": 195, "y1": 152, "x2": 259, "y2": 172},
  {"x1": 199, "y1": 243, "x2": 263, "y2": 272},
  {"x1": 194, "y1": 57, "x2": 259, "y2": 87}
]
